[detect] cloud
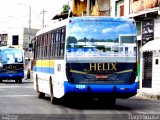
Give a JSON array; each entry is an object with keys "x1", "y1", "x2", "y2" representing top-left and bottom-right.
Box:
[
  {"x1": 94, "y1": 29, "x2": 97, "y2": 32},
  {"x1": 116, "y1": 24, "x2": 130, "y2": 31},
  {"x1": 102, "y1": 28, "x2": 113, "y2": 33},
  {"x1": 70, "y1": 25, "x2": 88, "y2": 33}
]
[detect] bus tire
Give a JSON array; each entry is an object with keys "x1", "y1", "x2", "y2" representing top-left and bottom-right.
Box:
[
  {"x1": 19, "y1": 79, "x2": 22, "y2": 83},
  {"x1": 0, "y1": 79, "x2": 2, "y2": 83},
  {"x1": 36, "y1": 75, "x2": 45, "y2": 98},
  {"x1": 50, "y1": 77, "x2": 59, "y2": 104},
  {"x1": 109, "y1": 97, "x2": 116, "y2": 107},
  {"x1": 15, "y1": 79, "x2": 19, "y2": 83}
]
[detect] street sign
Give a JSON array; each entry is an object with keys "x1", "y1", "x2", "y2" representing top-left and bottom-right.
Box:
[{"x1": 142, "y1": 19, "x2": 154, "y2": 46}]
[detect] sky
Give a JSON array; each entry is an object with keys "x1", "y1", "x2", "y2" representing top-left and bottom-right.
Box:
[
  {"x1": 69, "y1": 20, "x2": 136, "y2": 40},
  {"x1": 0, "y1": 0, "x2": 69, "y2": 32}
]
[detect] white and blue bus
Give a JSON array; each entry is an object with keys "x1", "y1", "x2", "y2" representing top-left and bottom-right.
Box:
[
  {"x1": 0, "y1": 47, "x2": 24, "y2": 83},
  {"x1": 32, "y1": 17, "x2": 138, "y2": 105}
]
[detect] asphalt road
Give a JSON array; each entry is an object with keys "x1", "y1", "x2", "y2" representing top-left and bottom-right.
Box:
[{"x1": 0, "y1": 80, "x2": 160, "y2": 120}]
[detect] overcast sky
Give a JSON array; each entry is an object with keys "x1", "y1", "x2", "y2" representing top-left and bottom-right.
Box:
[{"x1": 0, "y1": 0, "x2": 69, "y2": 32}]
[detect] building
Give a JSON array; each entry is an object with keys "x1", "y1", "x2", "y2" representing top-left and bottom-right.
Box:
[
  {"x1": 129, "y1": 0, "x2": 160, "y2": 91},
  {"x1": 7, "y1": 27, "x2": 39, "y2": 50},
  {"x1": 71, "y1": 0, "x2": 111, "y2": 16},
  {"x1": 1, "y1": 27, "x2": 39, "y2": 65},
  {"x1": 112, "y1": 0, "x2": 160, "y2": 93},
  {"x1": 111, "y1": 0, "x2": 130, "y2": 17},
  {"x1": 0, "y1": 32, "x2": 8, "y2": 46},
  {"x1": 52, "y1": 0, "x2": 111, "y2": 20}
]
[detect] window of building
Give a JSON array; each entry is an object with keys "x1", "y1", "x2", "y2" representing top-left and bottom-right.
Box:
[
  {"x1": 12, "y1": 35, "x2": 19, "y2": 45},
  {"x1": 133, "y1": 0, "x2": 138, "y2": 2},
  {"x1": 116, "y1": 1, "x2": 124, "y2": 17},
  {"x1": 155, "y1": 59, "x2": 159, "y2": 65},
  {"x1": 119, "y1": 4, "x2": 124, "y2": 16}
]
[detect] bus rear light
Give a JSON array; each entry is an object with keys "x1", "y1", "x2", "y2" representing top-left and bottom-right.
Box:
[
  {"x1": 124, "y1": 88, "x2": 129, "y2": 90},
  {"x1": 120, "y1": 88, "x2": 129, "y2": 90}
]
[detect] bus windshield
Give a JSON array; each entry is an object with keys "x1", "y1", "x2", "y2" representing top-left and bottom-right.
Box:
[
  {"x1": 0, "y1": 49, "x2": 23, "y2": 64},
  {"x1": 66, "y1": 18, "x2": 137, "y2": 63}
]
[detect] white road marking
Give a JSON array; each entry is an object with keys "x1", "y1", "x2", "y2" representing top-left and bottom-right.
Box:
[
  {"x1": 0, "y1": 95, "x2": 36, "y2": 97},
  {"x1": 0, "y1": 86, "x2": 33, "y2": 88}
]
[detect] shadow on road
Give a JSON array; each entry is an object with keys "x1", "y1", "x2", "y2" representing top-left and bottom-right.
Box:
[
  {"x1": 62, "y1": 98, "x2": 131, "y2": 110},
  {"x1": 42, "y1": 96, "x2": 131, "y2": 110}
]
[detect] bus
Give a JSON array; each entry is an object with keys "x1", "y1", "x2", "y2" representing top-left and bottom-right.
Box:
[
  {"x1": 32, "y1": 17, "x2": 138, "y2": 105},
  {"x1": 0, "y1": 47, "x2": 24, "y2": 83}
]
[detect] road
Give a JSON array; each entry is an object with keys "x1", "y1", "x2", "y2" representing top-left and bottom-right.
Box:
[{"x1": 0, "y1": 80, "x2": 160, "y2": 120}]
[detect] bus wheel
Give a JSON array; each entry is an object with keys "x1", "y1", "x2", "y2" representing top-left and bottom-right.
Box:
[
  {"x1": 15, "y1": 79, "x2": 19, "y2": 83},
  {"x1": 109, "y1": 97, "x2": 116, "y2": 107},
  {"x1": 0, "y1": 79, "x2": 2, "y2": 83},
  {"x1": 36, "y1": 75, "x2": 45, "y2": 98},
  {"x1": 19, "y1": 79, "x2": 22, "y2": 83},
  {"x1": 50, "y1": 78, "x2": 59, "y2": 104}
]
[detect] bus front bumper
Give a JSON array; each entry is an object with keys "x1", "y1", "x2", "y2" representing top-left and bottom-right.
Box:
[
  {"x1": 0, "y1": 72, "x2": 24, "y2": 80},
  {"x1": 64, "y1": 82, "x2": 138, "y2": 98}
]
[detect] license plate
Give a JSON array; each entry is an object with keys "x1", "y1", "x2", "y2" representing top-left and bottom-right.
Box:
[{"x1": 96, "y1": 75, "x2": 108, "y2": 79}]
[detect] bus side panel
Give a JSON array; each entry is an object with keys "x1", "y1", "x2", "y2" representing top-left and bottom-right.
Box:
[
  {"x1": 33, "y1": 59, "x2": 66, "y2": 98},
  {"x1": 33, "y1": 60, "x2": 49, "y2": 94},
  {"x1": 52, "y1": 60, "x2": 66, "y2": 98}
]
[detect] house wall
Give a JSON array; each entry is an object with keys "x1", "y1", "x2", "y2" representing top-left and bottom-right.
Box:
[
  {"x1": 152, "y1": 52, "x2": 160, "y2": 89},
  {"x1": 139, "y1": 17, "x2": 160, "y2": 89},
  {"x1": 91, "y1": 3, "x2": 99, "y2": 16},
  {"x1": 154, "y1": 16, "x2": 160, "y2": 40},
  {"x1": 130, "y1": 0, "x2": 159, "y2": 14},
  {"x1": 151, "y1": 16, "x2": 160, "y2": 89},
  {"x1": 111, "y1": 0, "x2": 130, "y2": 17},
  {"x1": 72, "y1": 0, "x2": 111, "y2": 16},
  {"x1": 7, "y1": 27, "x2": 23, "y2": 49},
  {"x1": 72, "y1": 0, "x2": 87, "y2": 16}
]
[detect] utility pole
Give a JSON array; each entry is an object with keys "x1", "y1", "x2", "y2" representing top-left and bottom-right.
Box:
[
  {"x1": 29, "y1": 5, "x2": 31, "y2": 45},
  {"x1": 41, "y1": 9, "x2": 47, "y2": 28},
  {"x1": 27, "y1": 5, "x2": 31, "y2": 79},
  {"x1": 17, "y1": 3, "x2": 32, "y2": 79}
]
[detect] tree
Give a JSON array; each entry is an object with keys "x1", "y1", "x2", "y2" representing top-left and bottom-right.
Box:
[
  {"x1": 67, "y1": 36, "x2": 78, "y2": 44},
  {"x1": 84, "y1": 37, "x2": 88, "y2": 45},
  {"x1": 61, "y1": 4, "x2": 69, "y2": 14}
]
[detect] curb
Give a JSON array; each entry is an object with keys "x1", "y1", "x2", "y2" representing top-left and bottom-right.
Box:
[{"x1": 136, "y1": 90, "x2": 160, "y2": 100}]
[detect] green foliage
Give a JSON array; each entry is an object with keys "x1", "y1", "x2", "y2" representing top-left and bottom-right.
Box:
[
  {"x1": 96, "y1": 46, "x2": 107, "y2": 52},
  {"x1": 61, "y1": 4, "x2": 69, "y2": 14},
  {"x1": 67, "y1": 36, "x2": 78, "y2": 44}
]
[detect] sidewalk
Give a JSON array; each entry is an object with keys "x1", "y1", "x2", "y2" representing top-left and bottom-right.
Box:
[{"x1": 136, "y1": 89, "x2": 160, "y2": 100}]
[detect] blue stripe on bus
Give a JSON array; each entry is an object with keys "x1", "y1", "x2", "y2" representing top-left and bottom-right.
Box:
[{"x1": 33, "y1": 67, "x2": 54, "y2": 74}]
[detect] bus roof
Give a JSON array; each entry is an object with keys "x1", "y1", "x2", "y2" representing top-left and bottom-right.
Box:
[
  {"x1": 36, "y1": 16, "x2": 135, "y2": 36},
  {"x1": 36, "y1": 19, "x2": 69, "y2": 36}
]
